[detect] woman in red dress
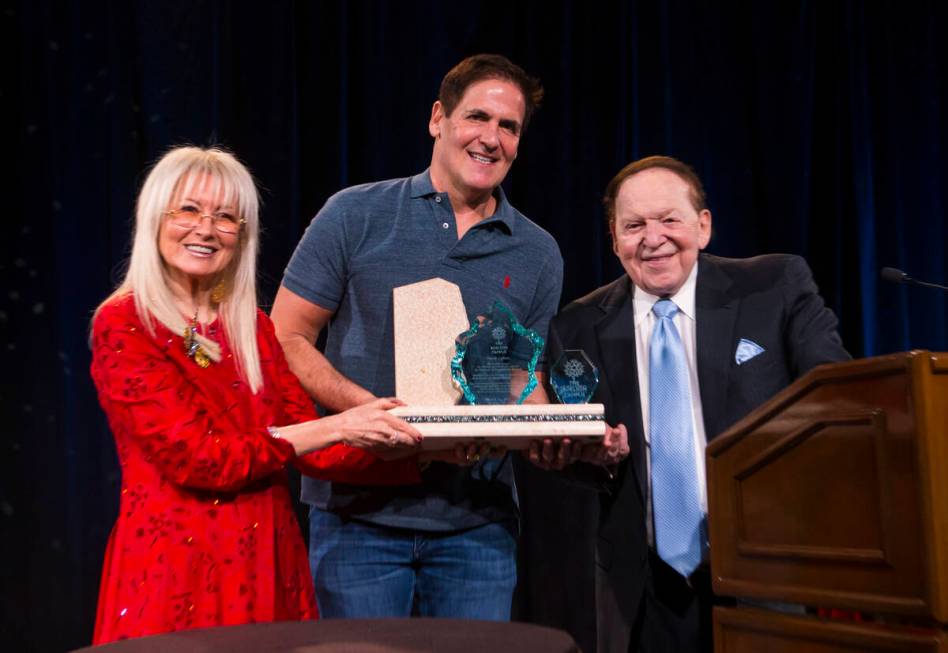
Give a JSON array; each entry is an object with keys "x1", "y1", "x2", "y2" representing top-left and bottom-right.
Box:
[{"x1": 90, "y1": 146, "x2": 424, "y2": 644}]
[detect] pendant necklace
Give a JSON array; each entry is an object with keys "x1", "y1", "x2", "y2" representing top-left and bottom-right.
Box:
[{"x1": 183, "y1": 311, "x2": 213, "y2": 368}]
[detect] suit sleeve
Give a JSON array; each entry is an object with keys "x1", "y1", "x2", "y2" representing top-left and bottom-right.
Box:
[{"x1": 782, "y1": 256, "x2": 851, "y2": 377}]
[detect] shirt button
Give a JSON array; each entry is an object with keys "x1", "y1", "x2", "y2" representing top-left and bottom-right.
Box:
[
  {"x1": 442, "y1": 222, "x2": 449, "y2": 229},
  {"x1": 435, "y1": 196, "x2": 442, "y2": 203}
]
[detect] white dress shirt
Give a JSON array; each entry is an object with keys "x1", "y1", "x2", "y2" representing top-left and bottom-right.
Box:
[{"x1": 632, "y1": 265, "x2": 708, "y2": 544}]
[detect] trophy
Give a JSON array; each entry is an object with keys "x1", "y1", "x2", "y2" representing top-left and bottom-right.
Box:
[
  {"x1": 390, "y1": 278, "x2": 604, "y2": 450},
  {"x1": 550, "y1": 350, "x2": 599, "y2": 404}
]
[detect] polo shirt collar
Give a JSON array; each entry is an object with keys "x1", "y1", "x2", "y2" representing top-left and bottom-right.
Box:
[
  {"x1": 411, "y1": 168, "x2": 515, "y2": 234},
  {"x1": 410, "y1": 170, "x2": 437, "y2": 197}
]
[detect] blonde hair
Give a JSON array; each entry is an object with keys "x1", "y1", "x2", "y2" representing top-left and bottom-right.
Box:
[{"x1": 96, "y1": 145, "x2": 264, "y2": 392}]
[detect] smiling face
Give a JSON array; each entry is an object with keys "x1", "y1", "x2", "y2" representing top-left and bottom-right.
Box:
[
  {"x1": 612, "y1": 168, "x2": 712, "y2": 297},
  {"x1": 158, "y1": 173, "x2": 240, "y2": 293},
  {"x1": 428, "y1": 78, "x2": 526, "y2": 205}
]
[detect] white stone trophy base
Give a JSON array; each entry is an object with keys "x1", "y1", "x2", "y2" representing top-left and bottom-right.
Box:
[{"x1": 389, "y1": 403, "x2": 605, "y2": 450}]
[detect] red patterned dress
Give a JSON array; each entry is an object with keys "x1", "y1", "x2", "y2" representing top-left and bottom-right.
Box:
[{"x1": 90, "y1": 296, "x2": 420, "y2": 644}]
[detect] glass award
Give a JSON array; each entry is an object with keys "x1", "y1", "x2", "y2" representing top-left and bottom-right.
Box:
[
  {"x1": 550, "y1": 350, "x2": 599, "y2": 404},
  {"x1": 450, "y1": 302, "x2": 544, "y2": 405}
]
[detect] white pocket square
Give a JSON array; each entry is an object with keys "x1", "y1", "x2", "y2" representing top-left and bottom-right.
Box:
[{"x1": 735, "y1": 339, "x2": 765, "y2": 365}]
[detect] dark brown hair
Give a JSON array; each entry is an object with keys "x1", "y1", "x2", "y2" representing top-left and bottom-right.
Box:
[
  {"x1": 603, "y1": 155, "x2": 708, "y2": 231},
  {"x1": 438, "y1": 54, "x2": 544, "y2": 131}
]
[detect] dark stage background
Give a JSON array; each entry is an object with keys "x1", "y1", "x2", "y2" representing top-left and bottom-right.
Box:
[{"x1": 4, "y1": 1, "x2": 947, "y2": 651}]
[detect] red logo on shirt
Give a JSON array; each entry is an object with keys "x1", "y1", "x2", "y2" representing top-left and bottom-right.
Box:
[{"x1": 503, "y1": 275, "x2": 511, "y2": 289}]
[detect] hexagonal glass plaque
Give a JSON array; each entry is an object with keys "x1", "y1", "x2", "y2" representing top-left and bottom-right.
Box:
[{"x1": 550, "y1": 349, "x2": 599, "y2": 404}]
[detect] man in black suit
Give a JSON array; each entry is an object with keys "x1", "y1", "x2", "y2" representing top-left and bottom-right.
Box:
[{"x1": 543, "y1": 156, "x2": 850, "y2": 653}]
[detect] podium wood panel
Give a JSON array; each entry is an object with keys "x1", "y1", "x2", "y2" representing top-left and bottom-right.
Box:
[
  {"x1": 707, "y1": 352, "x2": 948, "y2": 621},
  {"x1": 714, "y1": 607, "x2": 947, "y2": 653}
]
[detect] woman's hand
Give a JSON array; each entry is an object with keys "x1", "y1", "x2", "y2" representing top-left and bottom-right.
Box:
[
  {"x1": 272, "y1": 398, "x2": 422, "y2": 457},
  {"x1": 327, "y1": 397, "x2": 423, "y2": 450}
]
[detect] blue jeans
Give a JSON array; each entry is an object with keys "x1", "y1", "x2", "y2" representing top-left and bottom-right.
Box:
[{"x1": 308, "y1": 507, "x2": 517, "y2": 619}]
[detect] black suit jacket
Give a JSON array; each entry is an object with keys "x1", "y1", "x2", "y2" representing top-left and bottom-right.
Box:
[{"x1": 544, "y1": 253, "x2": 850, "y2": 653}]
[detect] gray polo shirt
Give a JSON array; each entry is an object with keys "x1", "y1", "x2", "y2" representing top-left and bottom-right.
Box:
[{"x1": 282, "y1": 170, "x2": 564, "y2": 531}]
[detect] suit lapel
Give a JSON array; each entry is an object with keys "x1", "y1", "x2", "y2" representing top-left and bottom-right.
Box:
[
  {"x1": 695, "y1": 255, "x2": 738, "y2": 441},
  {"x1": 594, "y1": 277, "x2": 648, "y2": 503}
]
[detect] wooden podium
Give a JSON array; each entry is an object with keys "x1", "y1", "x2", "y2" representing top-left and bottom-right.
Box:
[{"x1": 706, "y1": 351, "x2": 948, "y2": 652}]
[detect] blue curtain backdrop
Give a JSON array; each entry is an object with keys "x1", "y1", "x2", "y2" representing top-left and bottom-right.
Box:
[{"x1": 4, "y1": 1, "x2": 947, "y2": 650}]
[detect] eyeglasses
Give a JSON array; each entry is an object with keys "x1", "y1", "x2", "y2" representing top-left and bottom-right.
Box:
[{"x1": 163, "y1": 207, "x2": 246, "y2": 235}]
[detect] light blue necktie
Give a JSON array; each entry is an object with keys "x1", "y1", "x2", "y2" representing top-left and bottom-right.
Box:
[{"x1": 649, "y1": 298, "x2": 703, "y2": 578}]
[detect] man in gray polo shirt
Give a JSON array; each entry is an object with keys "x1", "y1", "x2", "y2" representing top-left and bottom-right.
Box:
[{"x1": 271, "y1": 54, "x2": 562, "y2": 620}]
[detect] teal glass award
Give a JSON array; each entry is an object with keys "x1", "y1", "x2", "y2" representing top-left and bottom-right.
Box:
[{"x1": 450, "y1": 302, "x2": 544, "y2": 405}]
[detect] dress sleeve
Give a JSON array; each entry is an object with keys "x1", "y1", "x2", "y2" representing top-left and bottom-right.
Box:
[
  {"x1": 91, "y1": 304, "x2": 297, "y2": 493},
  {"x1": 257, "y1": 314, "x2": 422, "y2": 486}
]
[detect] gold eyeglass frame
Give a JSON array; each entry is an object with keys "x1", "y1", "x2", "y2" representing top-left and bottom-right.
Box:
[{"x1": 163, "y1": 209, "x2": 246, "y2": 235}]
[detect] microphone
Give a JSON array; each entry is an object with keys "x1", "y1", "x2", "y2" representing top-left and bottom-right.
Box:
[{"x1": 880, "y1": 267, "x2": 948, "y2": 292}]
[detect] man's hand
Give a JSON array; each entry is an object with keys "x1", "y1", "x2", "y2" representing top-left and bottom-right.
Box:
[
  {"x1": 527, "y1": 423, "x2": 629, "y2": 471},
  {"x1": 526, "y1": 437, "x2": 579, "y2": 471},
  {"x1": 419, "y1": 442, "x2": 507, "y2": 466},
  {"x1": 577, "y1": 423, "x2": 629, "y2": 467}
]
